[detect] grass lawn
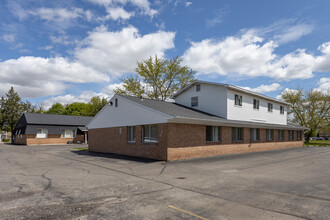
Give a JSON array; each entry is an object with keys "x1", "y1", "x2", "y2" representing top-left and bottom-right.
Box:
[
  {"x1": 71, "y1": 147, "x2": 88, "y2": 151},
  {"x1": 305, "y1": 140, "x2": 330, "y2": 147}
]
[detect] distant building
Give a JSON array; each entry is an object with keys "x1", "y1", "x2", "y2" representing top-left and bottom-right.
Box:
[
  {"x1": 87, "y1": 81, "x2": 306, "y2": 161},
  {"x1": 13, "y1": 113, "x2": 92, "y2": 145}
]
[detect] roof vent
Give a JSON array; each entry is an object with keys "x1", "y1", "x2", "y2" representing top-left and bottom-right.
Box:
[{"x1": 108, "y1": 101, "x2": 113, "y2": 106}]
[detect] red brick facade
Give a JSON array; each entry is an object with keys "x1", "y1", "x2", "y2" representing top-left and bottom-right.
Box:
[
  {"x1": 15, "y1": 134, "x2": 85, "y2": 145},
  {"x1": 88, "y1": 123, "x2": 304, "y2": 161}
]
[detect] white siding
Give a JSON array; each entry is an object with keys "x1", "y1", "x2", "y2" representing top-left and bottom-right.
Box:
[
  {"x1": 227, "y1": 89, "x2": 287, "y2": 125},
  {"x1": 175, "y1": 83, "x2": 227, "y2": 118},
  {"x1": 87, "y1": 95, "x2": 172, "y2": 129}
]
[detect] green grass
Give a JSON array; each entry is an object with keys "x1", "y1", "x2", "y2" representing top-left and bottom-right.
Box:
[
  {"x1": 71, "y1": 147, "x2": 88, "y2": 151},
  {"x1": 305, "y1": 140, "x2": 330, "y2": 147}
]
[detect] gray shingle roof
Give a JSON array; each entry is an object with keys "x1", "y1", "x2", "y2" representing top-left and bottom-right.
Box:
[
  {"x1": 24, "y1": 113, "x2": 93, "y2": 126},
  {"x1": 119, "y1": 95, "x2": 306, "y2": 130}
]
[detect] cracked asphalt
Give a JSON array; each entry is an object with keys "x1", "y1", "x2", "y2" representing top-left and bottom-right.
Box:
[{"x1": 0, "y1": 143, "x2": 330, "y2": 220}]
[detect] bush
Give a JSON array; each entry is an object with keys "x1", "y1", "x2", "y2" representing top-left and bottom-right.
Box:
[{"x1": 3, "y1": 138, "x2": 10, "y2": 142}]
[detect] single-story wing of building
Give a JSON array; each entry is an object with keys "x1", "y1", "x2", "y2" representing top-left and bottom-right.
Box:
[
  {"x1": 13, "y1": 113, "x2": 93, "y2": 145},
  {"x1": 87, "y1": 80, "x2": 306, "y2": 161}
]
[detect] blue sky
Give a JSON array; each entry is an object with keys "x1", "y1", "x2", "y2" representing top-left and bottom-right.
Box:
[{"x1": 0, "y1": 0, "x2": 329, "y2": 108}]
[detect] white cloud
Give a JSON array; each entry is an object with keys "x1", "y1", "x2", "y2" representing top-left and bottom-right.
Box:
[
  {"x1": 75, "y1": 26, "x2": 175, "y2": 76},
  {"x1": 2, "y1": 34, "x2": 16, "y2": 42},
  {"x1": 0, "y1": 56, "x2": 109, "y2": 98},
  {"x1": 42, "y1": 90, "x2": 109, "y2": 109},
  {"x1": 87, "y1": 0, "x2": 157, "y2": 19},
  {"x1": 105, "y1": 7, "x2": 134, "y2": 20},
  {"x1": 317, "y1": 77, "x2": 330, "y2": 93},
  {"x1": 206, "y1": 7, "x2": 229, "y2": 28},
  {"x1": 274, "y1": 24, "x2": 313, "y2": 44},
  {"x1": 102, "y1": 82, "x2": 125, "y2": 96},
  {"x1": 241, "y1": 83, "x2": 281, "y2": 93},
  {"x1": 186, "y1": 1, "x2": 192, "y2": 7},
  {"x1": 276, "y1": 88, "x2": 299, "y2": 100},
  {"x1": 183, "y1": 30, "x2": 330, "y2": 81}
]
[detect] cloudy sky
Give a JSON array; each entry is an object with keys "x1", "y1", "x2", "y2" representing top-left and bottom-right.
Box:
[{"x1": 0, "y1": 0, "x2": 329, "y2": 108}]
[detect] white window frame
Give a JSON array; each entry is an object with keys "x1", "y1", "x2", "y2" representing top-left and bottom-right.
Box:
[
  {"x1": 234, "y1": 94, "x2": 242, "y2": 107},
  {"x1": 266, "y1": 129, "x2": 274, "y2": 141},
  {"x1": 232, "y1": 127, "x2": 243, "y2": 141},
  {"x1": 206, "y1": 126, "x2": 221, "y2": 142},
  {"x1": 196, "y1": 84, "x2": 201, "y2": 92},
  {"x1": 250, "y1": 128, "x2": 260, "y2": 141},
  {"x1": 37, "y1": 128, "x2": 48, "y2": 138},
  {"x1": 268, "y1": 103, "x2": 273, "y2": 112},
  {"x1": 191, "y1": 96, "x2": 198, "y2": 107},
  {"x1": 127, "y1": 126, "x2": 136, "y2": 143},
  {"x1": 253, "y1": 99, "x2": 259, "y2": 110},
  {"x1": 61, "y1": 129, "x2": 76, "y2": 138},
  {"x1": 142, "y1": 125, "x2": 158, "y2": 143}
]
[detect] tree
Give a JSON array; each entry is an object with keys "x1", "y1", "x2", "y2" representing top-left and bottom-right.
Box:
[
  {"x1": 63, "y1": 102, "x2": 89, "y2": 116},
  {"x1": 114, "y1": 56, "x2": 196, "y2": 100},
  {"x1": 47, "y1": 103, "x2": 65, "y2": 115},
  {"x1": 0, "y1": 87, "x2": 25, "y2": 143},
  {"x1": 86, "y1": 96, "x2": 108, "y2": 116},
  {"x1": 281, "y1": 89, "x2": 330, "y2": 142}
]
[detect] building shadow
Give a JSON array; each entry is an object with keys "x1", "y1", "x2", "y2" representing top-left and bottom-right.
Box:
[{"x1": 71, "y1": 150, "x2": 161, "y2": 163}]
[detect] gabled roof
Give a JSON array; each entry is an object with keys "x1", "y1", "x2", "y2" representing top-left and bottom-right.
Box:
[
  {"x1": 171, "y1": 80, "x2": 289, "y2": 105},
  {"x1": 23, "y1": 113, "x2": 93, "y2": 126},
  {"x1": 119, "y1": 95, "x2": 306, "y2": 130}
]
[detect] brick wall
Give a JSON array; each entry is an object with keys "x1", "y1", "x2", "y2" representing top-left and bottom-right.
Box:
[
  {"x1": 26, "y1": 134, "x2": 75, "y2": 145},
  {"x1": 88, "y1": 124, "x2": 168, "y2": 160},
  {"x1": 88, "y1": 123, "x2": 304, "y2": 161},
  {"x1": 166, "y1": 123, "x2": 304, "y2": 161}
]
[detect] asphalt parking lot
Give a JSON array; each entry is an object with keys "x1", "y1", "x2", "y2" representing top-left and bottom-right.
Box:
[{"x1": 0, "y1": 143, "x2": 329, "y2": 220}]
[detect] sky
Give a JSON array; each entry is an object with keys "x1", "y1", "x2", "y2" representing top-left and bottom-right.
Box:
[{"x1": 0, "y1": 0, "x2": 329, "y2": 108}]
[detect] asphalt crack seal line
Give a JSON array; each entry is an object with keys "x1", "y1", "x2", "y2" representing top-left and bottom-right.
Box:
[
  {"x1": 168, "y1": 205, "x2": 208, "y2": 220},
  {"x1": 42, "y1": 152, "x2": 315, "y2": 220}
]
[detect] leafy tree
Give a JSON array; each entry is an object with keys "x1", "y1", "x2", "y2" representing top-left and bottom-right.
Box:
[
  {"x1": 63, "y1": 102, "x2": 89, "y2": 116},
  {"x1": 282, "y1": 89, "x2": 330, "y2": 142},
  {"x1": 86, "y1": 96, "x2": 108, "y2": 116},
  {"x1": 47, "y1": 103, "x2": 65, "y2": 115},
  {"x1": 0, "y1": 87, "x2": 25, "y2": 142},
  {"x1": 114, "y1": 56, "x2": 196, "y2": 100}
]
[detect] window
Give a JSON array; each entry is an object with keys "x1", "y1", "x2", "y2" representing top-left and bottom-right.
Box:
[
  {"x1": 234, "y1": 94, "x2": 242, "y2": 106},
  {"x1": 127, "y1": 126, "x2": 136, "y2": 143},
  {"x1": 250, "y1": 128, "x2": 260, "y2": 141},
  {"x1": 280, "y1": 105, "x2": 284, "y2": 114},
  {"x1": 196, "y1": 84, "x2": 201, "y2": 92},
  {"x1": 191, "y1": 96, "x2": 198, "y2": 107},
  {"x1": 36, "y1": 128, "x2": 48, "y2": 138},
  {"x1": 266, "y1": 129, "x2": 274, "y2": 141},
  {"x1": 115, "y1": 98, "x2": 118, "y2": 107},
  {"x1": 288, "y1": 130, "x2": 294, "y2": 140},
  {"x1": 253, "y1": 99, "x2": 259, "y2": 110},
  {"x1": 268, "y1": 103, "x2": 273, "y2": 112},
  {"x1": 142, "y1": 125, "x2": 158, "y2": 143},
  {"x1": 232, "y1": 127, "x2": 243, "y2": 141},
  {"x1": 297, "y1": 130, "x2": 301, "y2": 140},
  {"x1": 61, "y1": 129, "x2": 75, "y2": 138},
  {"x1": 206, "y1": 126, "x2": 220, "y2": 142},
  {"x1": 278, "y1": 130, "x2": 284, "y2": 141}
]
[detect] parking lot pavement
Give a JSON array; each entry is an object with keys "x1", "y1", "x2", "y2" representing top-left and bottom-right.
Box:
[{"x1": 0, "y1": 144, "x2": 330, "y2": 220}]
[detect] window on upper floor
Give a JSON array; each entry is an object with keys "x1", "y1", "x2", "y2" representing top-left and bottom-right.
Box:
[
  {"x1": 191, "y1": 96, "x2": 198, "y2": 107},
  {"x1": 234, "y1": 94, "x2": 242, "y2": 106},
  {"x1": 250, "y1": 128, "x2": 260, "y2": 141},
  {"x1": 268, "y1": 103, "x2": 273, "y2": 112},
  {"x1": 206, "y1": 126, "x2": 221, "y2": 142},
  {"x1": 232, "y1": 127, "x2": 243, "y2": 141},
  {"x1": 253, "y1": 99, "x2": 259, "y2": 110},
  {"x1": 266, "y1": 129, "x2": 274, "y2": 141},
  {"x1": 280, "y1": 105, "x2": 284, "y2": 114},
  {"x1": 196, "y1": 84, "x2": 201, "y2": 92}
]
